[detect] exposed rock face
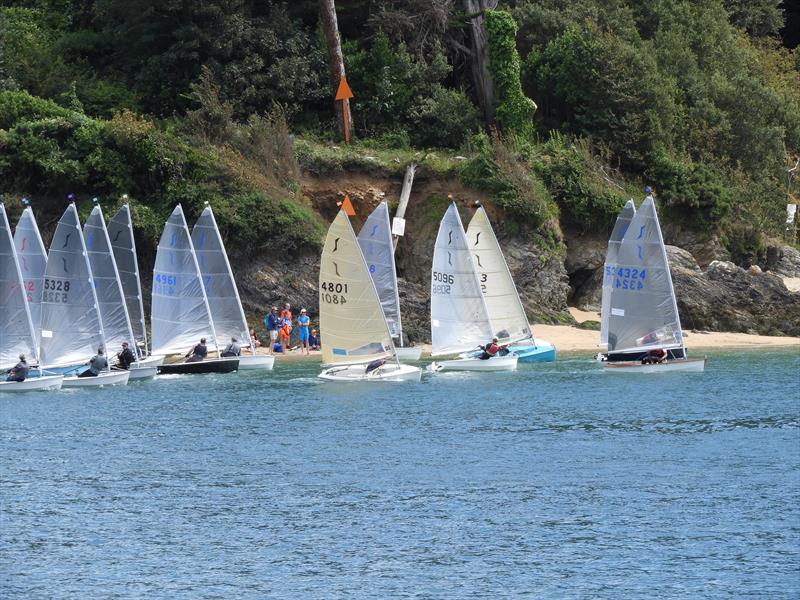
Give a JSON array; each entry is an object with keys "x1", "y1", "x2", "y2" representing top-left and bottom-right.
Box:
[
  {"x1": 662, "y1": 224, "x2": 730, "y2": 267},
  {"x1": 766, "y1": 244, "x2": 800, "y2": 277}
]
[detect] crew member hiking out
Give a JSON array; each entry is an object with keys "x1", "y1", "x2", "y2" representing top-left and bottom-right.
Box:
[
  {"x1": 79, "y1": 348, "x2": 108, "y2": 377},
  {"x1": 479, "y1": 337, "x2": 501, "y2": 360},
  {"x1": 185, "y1": 338, "x2": 208, "y2": 363}
]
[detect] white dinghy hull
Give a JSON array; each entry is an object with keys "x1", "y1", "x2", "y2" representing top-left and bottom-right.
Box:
[
  {"x1": 432, "y1": 354, "x2": 518, "y2": 372},
  {"x1": 127, "y1": 366, "x2": 158, "y2": 380},
  {"x1": 319, "y1": 362, "x2": 421, "y2": 382},
  {"x1": 394, "y1": 346, "x2": 423, "y2": 361},
  {"x1": 238, "y1": 355, "x2": 275, "y2": 371},
  {"x1": 133, "y1": 355, "x2": 165, "y2": 368},
  {"x1": 0, "y1": 375, "x2": 64, "y2": 392},
  {"x1": 604, "y1": 358, "x2": 706, "y2": 373},
  {"x1": 62, "y1": 370, "x2": 130, "y2": 388}
]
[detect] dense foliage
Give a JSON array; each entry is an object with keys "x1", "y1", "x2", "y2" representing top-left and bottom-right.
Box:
[{"x1": 0, "y1": 0, "x2": 797, "y2": 256}]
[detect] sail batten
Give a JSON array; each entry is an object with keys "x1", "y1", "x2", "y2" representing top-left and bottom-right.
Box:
[
  {"x1": 320, "y1": 210, "x2": 394, "y2": 366},
  {"x1": 108, "y1": 204, "x2": 148, "y2": 354},
  {"x1": 39, "y1": 203, "x2": 107, "y2": 368},
  {"x1": 13, "y1": 206, "x2": 48, "y2": 347},
  {"x1": 191, "y1": 206, "x2": 252, "y2": 352},
  {"x1": 357, "y1": 202, "x2": 403, "y2": 341},
  {"x1": 604, "y1": 197, "x2": 684, "y2": 353},
  {"x1": 151, "y1": 205, "x2": 219, "y2": 356},
  {"x1": 466, "y1": 207, "x2": 532, "y2": 345},
  {"x1": 0, "y1": 203, "x2": 39, "y2": 368},
  {"x1": 85, "y1": 205, "x2": 136, "y2": 354},
  {"x1": 430, "y1": 203, "x2": 493, "y2": 356}
]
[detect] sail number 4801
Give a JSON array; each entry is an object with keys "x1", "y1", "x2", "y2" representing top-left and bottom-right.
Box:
[{"x1": 321, "y1": 281, "x2": 348, "y2": 304}]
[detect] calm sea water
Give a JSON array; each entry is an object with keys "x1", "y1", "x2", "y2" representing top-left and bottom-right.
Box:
[{"x1": 2, "y1": 349, "x2": 799, "y2": 598}]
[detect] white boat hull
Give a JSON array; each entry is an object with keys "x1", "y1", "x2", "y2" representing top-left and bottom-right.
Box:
[
  {"x1": 238, "y1": 354, "x2": 275, "y2": 371},
  {"x1": 62, "y1": 370, "x2": 130, "y2": 387},
  {"x1": 394, "y1": 346, "x2": 423, "y2": 361},
  {"x1": 0, "y1": 375, "x2": 64, "y2": 392},
  {"x1": 319, "y1": 362, "x2": 421, "y2": 382},
  {"x1": 127, "y1": 366, "x2": 158, "y2": 380},
  {"x1": 432, "y1": 354, "x2": 518, "y2": 372},
  {"x1": 133, "y1": 355, "x2": 165, "y2": 368},
  {"x1": 604, "y1": 358, "x2": 706, "y2": 373}
]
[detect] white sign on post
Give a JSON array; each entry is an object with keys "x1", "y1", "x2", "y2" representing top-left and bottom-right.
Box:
[
  {"x1": 391, "y1": 217, "x2": 406, "y2": 236},
  {"x1": 787, "y1": 204, "x2": 797, "y2": 225}
]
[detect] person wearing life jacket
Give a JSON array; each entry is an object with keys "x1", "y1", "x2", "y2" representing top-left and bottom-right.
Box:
[
  {"x1": 185, "y1": 338, "x2": 208, "y2": 363},
  {"x1": 116, "y1": 341, "x2": 136, "y2": 370},
  {"x1": 642, "y1": 348, "x2": 667, "y2": 364},
  {"x1": 479, "y1": 337, "x2": 501, "y2": 360},
  {"x1": 6, "y1": 353, "x2": 29, "y2": 382}
]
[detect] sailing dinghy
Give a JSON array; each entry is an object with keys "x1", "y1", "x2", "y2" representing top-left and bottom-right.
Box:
[
  {"x1": 0, "y1": 202, "x2": 63, "y2": 392},
  {"x1": 85, "y1": 202, "x2": 156, "y2": 380},
  {"x1": 318, "y1": 210, "x2": 421, "y2": 382},
  {"x1": 39, "y1": 202, "x2": 129, "y2": 387},
  {"x1": 357, "y1": 202, "x2": 422, "y2": 360},
  {"x1": 13, "y1": 199, "x2": 48, "y2": 349},
  {"x1": 429, "y1": 203, "x2": 518, "y2": 372},
  {"x1": 151, "y1": 205, "x2": 239, "y2": 375},
  {"x1": 464, "y1": 206, "x2": 555, "y2": 362},
  {"x1": 600, "y1": 196, "x2": 705, "y2": 372},
  {"x1": 191, "y1": 204, "x2": 273, "y2": 370},
  {"x1": 107, "y1": 203, "x2": 164, "y2": 371}
]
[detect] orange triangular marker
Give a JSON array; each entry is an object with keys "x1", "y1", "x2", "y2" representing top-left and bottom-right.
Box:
[
  {"x1": 335, "y1": 75, "x2": 354, "y2": 101},
  {"x1": 341, "y1": 195, "x2": 356, "y2": 216}
]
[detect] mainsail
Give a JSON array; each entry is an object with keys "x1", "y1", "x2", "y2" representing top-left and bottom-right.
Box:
[
  {"x1": 39, "y1": 203, "x2": 107, "y2": 368},
  {"x1": 430, "y1": 203, "x2": 493, "y2": 356},
  {"x1": 600, "y1": 200, "x2": 636, "y2": 346},
  {"x1": 151, "y1": 204, "x2": 219, "y2": 356},
  {"x1": 84, "y1": 204, "x2": 136, "y2": 353},
  {"x1": 605, "y1": 197, "x2": 684, "y2": 353},
  {"x1": 191, "y1": 205, "x2": 252, "y2": 350},
  {"x1": 357, "y1": 202, "x2": 402, "y2": 339},
  {"x1": 13, "y1": 204, "x2": 48, "y2": 345},
  {"x1": 319, "y1": 210, "x2": 394, "y2": 366},
  {"x1": 466, "y1": 206, "x2": 531, "y2": 345},
  {"x1": 0, "y1": 203, "x2": 38, "y2": 368},
  {"x1": 108, "y1": 204, "x2": 148, "y2": 354}
]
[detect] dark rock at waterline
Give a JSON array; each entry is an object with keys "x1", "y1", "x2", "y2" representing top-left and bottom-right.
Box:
[{"x1": 766, "y1": 244, "x2": 800, "y2": 277}]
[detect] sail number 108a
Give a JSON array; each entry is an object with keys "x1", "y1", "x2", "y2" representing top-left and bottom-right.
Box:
[{"x1": 321, "y1": 281, "x2": 348, "y2": 304}]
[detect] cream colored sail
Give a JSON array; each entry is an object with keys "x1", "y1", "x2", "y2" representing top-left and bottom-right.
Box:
[
  {"x1": 319, "y1": 210, "x2": 394, "y2": 366},
  {"x1": 466, "y1": 206, "x2": 532, "y2": 345}
]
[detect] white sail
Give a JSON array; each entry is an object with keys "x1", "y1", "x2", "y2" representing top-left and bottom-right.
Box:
[
  {"x1": 320, "y1": 210, "x2": 394, "y2": 366},
  {"x1": 600, "y1": 200, "x2": 636, "y2": 346},
  {"x1": 191, "y1": 205, "x2": 252, "y2": 350},
  {"x1": 357, "y1": 202, "x2": 402, "y2": 339},
  {"x1": 13, "y1": 205, "x2": 48, "y2": 345},
  {"x1": 107, "y1": 204, "x2": 148, "y2": 354},
  {"x1": 466, "y1": 206, "x2": 531, "y2": 345},
  {"x1": 151, "y1": 204, "x2": 219, "y2": 356},
  {"x1": 39, "y1": 203, "x2": 107, "y2": 368},
  {"x1": 0, "y1": 203, "x2": 39, "y2": 368},
  {"x1": 430, "y1": 203, "x2": 493, "y2": 356},
  {"x1": 84, "y1": 204, "x2": 136, "y2": 353},
  {"x1": 606, "y1": 197, "x2": 684, "y2": 353}
]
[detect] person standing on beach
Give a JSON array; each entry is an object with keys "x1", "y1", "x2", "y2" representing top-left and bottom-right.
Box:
[
  {"x1": 279, "y1": 303, "x2": 293, "y2": 352},
  {"x1": 264, "y1": 307, "x2": 280, "y2": 355},
  {"x1": 297, "y1": 308, "x2": 311, "y2": 355}
]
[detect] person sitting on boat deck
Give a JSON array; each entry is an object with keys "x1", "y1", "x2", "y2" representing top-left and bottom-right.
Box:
[
  {"x1": 79, "y1": 348, "x2": 108, "y2": 377},
  {"x1": 5, "y1": 353, "x2": 29, "y2": 382},
  {"x1": 642, "y1": 348, "x2": 667, "y2": 364},
  {"x1": 185, "y1": 338, "x2": 208, "y2": 363},
  {"x1": 221, "y1": 336, "x2": 241, "y2": 357},
  {"x1": 116, "y1": 341, "x2": 136, "y2": 370},
  {"x1": 264, "y1": 307, "x2": 280, "y2": 355},
  {"x1": 308, "y1": 329, "x2": 320, "y2": 351},
  {"x1": 249, "y1": 329, "x2": 261, "y2": 348},
  {"x1": 297, "y1": 308, "x2": 311, "y2": 355},
  {"x1": 365, "y1": 358, "x2": 386, "y2": 374},
  {"x1": 478, "y1": 338, "x2": 501, "y2": 360}
]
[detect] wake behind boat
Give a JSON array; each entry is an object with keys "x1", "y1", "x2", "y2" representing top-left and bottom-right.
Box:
[
  {"x1": 318, "y1": 210, "x2": 420, "y2": 382},
  {"x1": 599, "y1": 194, "x2": 705, "y2": 373}
]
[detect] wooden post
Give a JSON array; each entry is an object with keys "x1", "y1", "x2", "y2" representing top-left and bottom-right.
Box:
[
  {"x1": 320, "y1": 0, "x2": 353, "y2": 141},
  {"x1": 392, "y1": 163, "x2": 417, "y2": 252}
]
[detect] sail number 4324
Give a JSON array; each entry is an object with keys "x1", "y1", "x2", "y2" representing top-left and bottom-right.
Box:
[{"x1": 321, "y1": 281, "x2": 348, "y2": 304}]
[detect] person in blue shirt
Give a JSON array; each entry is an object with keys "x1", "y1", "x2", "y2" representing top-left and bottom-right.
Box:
[
  {"x1": 264, "y1": 306, "x2": 280, "y2": 355},
  {"x1": 297, "y1": 308, "x2": 311, "y2": 355}
]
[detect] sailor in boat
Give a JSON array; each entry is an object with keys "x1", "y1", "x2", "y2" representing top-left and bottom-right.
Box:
[
  {"x1": 365, "y1": 358, "x2": 387, "y2": 374},
  {"x1": 5, "y1": 354, "x2": 29, "y2": 382},
  {"x1": 79, "y1": 348, "x2": 109, "y2": 377},
  {"x1": 221, "y1": 337, "x2": 241, "y2": 357},
  {"x1": 642, "y1": 348, "x2": 667, "y2": 365},
  {"x1": 478, "y1": 338, "x2": 501, "y2": 360},
  {"x1": 115, "y1": 341, "x2": 136, "y2": 370},
  {"x1": 185, "y1": 338, "x2": 208, "y2": 363}
]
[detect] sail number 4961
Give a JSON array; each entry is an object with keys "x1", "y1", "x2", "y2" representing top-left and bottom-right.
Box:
[{"x1": 321, "y1": 281, "x2": 348, "y2": 304}]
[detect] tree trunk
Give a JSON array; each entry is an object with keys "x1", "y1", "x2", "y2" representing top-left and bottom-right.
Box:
[
  {"x1": 463, "y1": 0, "x2": 497, "y2": 128},
  {"x1": 319, "y1": 0, "x2": 352, "y2": 140},
  {"x1": 392, "y1": 163, "x2": 417, "y2": 253}
]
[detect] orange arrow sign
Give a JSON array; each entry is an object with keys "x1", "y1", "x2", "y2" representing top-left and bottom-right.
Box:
[
  {"x1": 335, "y1": 75, "x2": 354, "y2": 101},
  {"x1": 341, "y1": 194, "x2": 356, "y2": 216}
]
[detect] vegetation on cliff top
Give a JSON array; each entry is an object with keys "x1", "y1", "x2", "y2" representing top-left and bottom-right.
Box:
[{"x1": 0, "y1": 0, "x2": 797, "y2": 261}]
